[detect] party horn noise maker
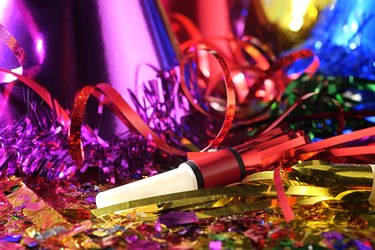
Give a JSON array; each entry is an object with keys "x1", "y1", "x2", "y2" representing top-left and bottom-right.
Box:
[
  {"x1": 96, "y1": 127, "x2": 308, "y2": 208},
  {"x1": 96, "y1": 148, "x2": 246, "y2": 208}
]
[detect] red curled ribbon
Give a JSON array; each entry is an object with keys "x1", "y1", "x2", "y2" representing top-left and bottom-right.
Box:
[
  {"x1": 0, "y1": 69, "x2": 70, "y2": 126},
  {"x1": 69, "y1": 83, "x2": 188, "y2": 166},
  {"x1": 178, "y1": 42, "x2": 319, "y2": 124},
  {"x1": 180, "y1": 48, "x2": 236, "y2": 150}
]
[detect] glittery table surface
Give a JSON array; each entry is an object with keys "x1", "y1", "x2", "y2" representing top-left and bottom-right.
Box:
[{"x1": 0, "y1": 172, "x2": 374, "y2": 250}]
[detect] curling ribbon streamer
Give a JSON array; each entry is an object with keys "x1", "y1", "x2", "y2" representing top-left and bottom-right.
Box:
[
  {"x1": 0, "y1": 25, "x2": 66, "y2": 124},
  {"x1": 267, "y1": 49, "x2": 319, "y2": 80},
  {"x1": 179, "y1": 48, "x2": 236, "y2": 120},
  {"x1": 180, "y1": 48, "x2": 236, "y2": 149},
  {"x1": 180, "y1": 44, "x2": 318, "y2": 121},
  {"x1": 290, "y1": 126, "x2": 375, "y2": 157},
  {"x1": 205, "y1": 91, "x2": 317, "y2": 221},
  {"x1": 328, "y1": 146, "x2": 375, "y2": 157},
  {"x1": 0, "y1": 24, "x2": 26, "y2": 83},
  {"x1": 70, "y1": 49, "x2": 236, "y2": 165},
  {"x1": 172, "y1": 12, "x2": 319, "y2": 110},
  {"x1": 0, "y1": 69, "x2": 108, "y2": 153},
  {"x1": 186, "y1": 89, "x2": 314, "y2": 165},
  {"x1": 0, "y1": 69, "x2": 70, "y2": 126},
  {"x1": 70, "y1": 83, "x2": 186, "y2": 165},
  {"x1": 236, "y1": 91, "x2": 374, "y2": 221}
]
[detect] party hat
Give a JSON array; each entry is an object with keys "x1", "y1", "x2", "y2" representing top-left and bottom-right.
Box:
[
  {"x1": 0, "y1": 0, "x2": 182, "y2": 140},
  {"x1": 1, "y1": 0, "x2": 181, "y2": 106}
]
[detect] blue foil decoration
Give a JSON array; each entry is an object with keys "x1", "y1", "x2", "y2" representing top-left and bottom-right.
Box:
[{"x1": 301, "y1": 0, "x2": 375, "y2": 80}]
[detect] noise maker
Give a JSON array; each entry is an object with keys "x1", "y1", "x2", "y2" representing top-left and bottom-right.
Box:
[
  {"x1": 95, "y1": 127, "x2": 308, "y2": 208},
  {"x1": 96, "y1": 148, "x2": 246, "y2": 208}
]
